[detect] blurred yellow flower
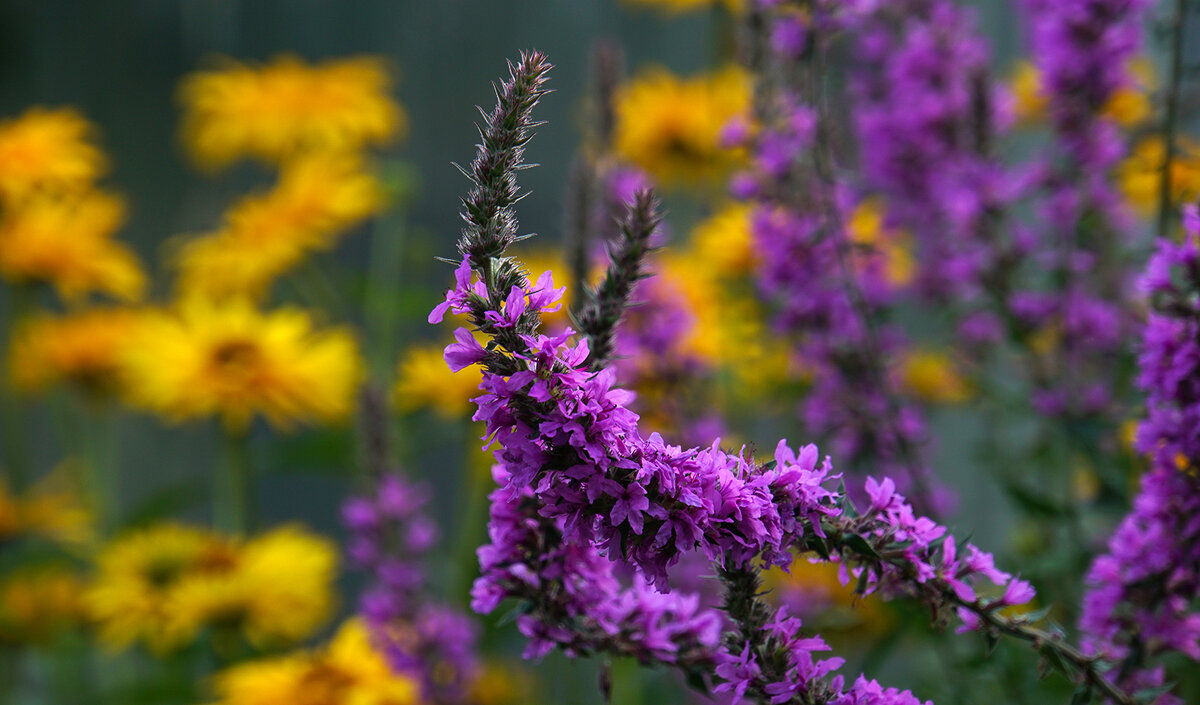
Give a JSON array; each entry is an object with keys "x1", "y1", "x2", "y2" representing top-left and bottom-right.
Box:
[
  {"x1": 0, "y1": 466, "x2": 94, "y2": 548},
  {"x1": 1009, "y1": 58, "x2": 1154, "y2": 129},
  {"x1": 168, "y1": 525, "x2": 337, "y2": 649},
  {"x1": 175, "y1": 155, "x2": 386, "y2": 301},
  {"x1": 847, "y1": 198, "x2": 914, "y2": 289},
  {"x1": 393, "y1": 344, "x2": 483, "y2": 419},
  {"x1": 121, "y1": 300, "x2": 364, "y2": 431},
  {"x1": 87, "y1": 523, "x2": 336, "y2": 653},
  {"x1": 763, "y1": 555, "x2": 888, "y2": 635},
  {"x1": 1117, "y1": 136, "x2": 1200, "y2": 217},
  {"x1": 897, "y1": 349, "x2": 972, "y2": 405},
  {"x1": 0, "y1": 482, "x2": 17, "y2": 539},
  {"x1": 8, "y1": 307, "x2": 141, "y2": 397},
  {"x1": 211, "y1": 618, "x2": 420, "y2": 705},
  {"x1": 1105, "y1": 56, "x2": 1155, "y2": 127},
  {"x1": 624, "y1": 0, "x2": 742, "y2": 12},
  {"x1": 0, "y1": 192, "x2": 146, "y2": 302},
  {"x1": 466, "y1": 662, "x2": 532, "y2": 705},
  {"x1": 86, "y1": 522, "x2": 238, "y2": 652},
  {"x1": 0, "y1": 566, "x2": 87, "y2": 644},
  {"x1": 690, "y1": 204, "x2": 756, "y2": 277},
  {"x1": 1009, "y1": 61, "x2": 1047, "y2": 126},
  {"x1": 656, "y1": 252, "x2": 792, "y2": 396},
  {"x1": 614, "y1": 66, "x2": 750, "y2": 186},
  {"x1": 180, "y1": 54, "x2": 405, "y2": 170},
  {"x1": 0, "y1": 107, "x2": 106, "y2": 206}
]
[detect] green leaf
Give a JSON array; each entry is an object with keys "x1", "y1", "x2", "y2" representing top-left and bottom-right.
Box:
[
  {"x1": 1016, "y1": 605, "x2": 1053, "y2": 624},
  {"x1": 984, "y1": 630, "x2": 1000, "y2": 656},
  {"x1": 1038, "y1": 644, "x2": 1073, "y2": 679},
  {"x1": 1003, "y1": 481, "x2": 1069, "y2": 518},
  {"x1": 855, "y1": 567, "x2": 870, "y2": 596},
  {"x1": 805, "y1": 533, "x2": 832, "y2": 561},
  {"x1": 1133, "y1": 684, "x2": 1176, "y2": 703},
  {"x1": 842, "y1": 533, "x2": 882, "y2": 561},
  {"x1": 1069, "y1": 685, "x2": 1093, "y2": 705},
  {"x1": 838, "y1": 478, "x2": 858, "y2": 518}
]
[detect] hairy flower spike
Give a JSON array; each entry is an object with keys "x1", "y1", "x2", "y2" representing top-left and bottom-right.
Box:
[
  {"x1": 578, "y1": 188, "x2": 662, "y2": 370},
  {"x1": 457, "y1": 51, "x2": 553, "y2": 271}
]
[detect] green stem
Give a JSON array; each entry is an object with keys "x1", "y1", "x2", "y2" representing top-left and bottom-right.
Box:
[
  {"x1": 452, "y1": 426, "x2": 490, "y2": 604},
  {"x1": 0, "y1": 645, "x2": 22, "y2": 703},
  {"x1": 2, "y1": 283, "x2": 34, "y2": 489},
  {"x1": 364, "y1": 208, "x2": 408, "y2": 382},
  {"x1": 289, "y1": 257, "x2": 349, "y2": 322},
  {"x1": 78, "y1": 398, "x2": 120, "y2": 535},
  {"x1": 1157, "y1": 0, "x2": 1188, "y2": 238},
  {"x1": 609, "y1": 657, "x2": 643, "y2": 705},
  {"x1": 214, "y1": 428, "x2": 252, "y2": 535}
]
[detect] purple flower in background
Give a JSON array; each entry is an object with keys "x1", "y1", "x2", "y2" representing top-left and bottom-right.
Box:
[
  {"x1": 343, "y1": 474, "x2": 480, "y2": 702},
  {"x1": 1079, "y1": 215, "x2": 1200, "y2": 703}
]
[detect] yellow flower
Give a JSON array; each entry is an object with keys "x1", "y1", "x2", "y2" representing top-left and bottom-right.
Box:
[
  {"x1": 1117, "y1": 136, "x2": 1200, "y2": 217},
  {"x1": 87, "y1": 523, "x2": 335, "y2": 653},
  {"x1": 8, "y1": 307, "x2": 141, "y2": 397},
  {"x1": 393, "y1": 344, "x2": 483, "y2": 419},
  {"x1": 1009, "y1": 57, "x2": 1154, "y2": 129},
  {"x1": 86, "y1": 522, "x2": 239, "y2": 652},
  {"x1": 763, "y1": 555, "x2": 888, "y2": 635},
  {"x1": 1104, "y1": 57, "x2": 1156, "y2": 128},
  {"x1": 897, "y1": 349, "x2": 971, "y2": 405},
  {"x1": 0, "y1": 566, "x2": 87, "y2": 644},
  {"x1": 175, "y1": 155, "x2": 386, "y2": 301},
  {"x1": 0, "y1": 465, "x2": 94, "y2": 548},
  {"x1": 1009, "y1": 61, "x2": 1048, "y2": 126},
  {"x1": 654, "y1": 252, "x2": 792, "y2": 395},
  {"x1": 623, "y1": 0, "x2": 743, "y2": 13},
  {"x1": 0, "y1": 107, "x2": 107, "y2": 206},
  {"x1": 0, "y1": 192, "x2": 146, "y2": 302},
  {"x1": 466, "y1": 663, "x2": 532, "y2": 705},
  {"x1": 614, "y1": 66, "x2": 751, "y2": 187},
  {"x1": 0, "y1": 481, "x2": 18, "y2": 540},
  {"x1": 210, "y1": 618, "x2": 420, "y2": 705},
  {"x1": 323, "y1": 618, "x2": 420, "y2": 705},
  {"x1": 690, "y1": 204, "x2": 756, "y2": 277},
  {"x1": 121, "y1": 300, "x2": 364, "y2": 431},
  {"x1": 179, "y1": 54, "x2": 405, "y2": 170},
  {"x1": 210, "y1": 655, "x2": 313, "y2": 705},
  {"x1": 168, "y1": 525, "x2": 337, "y2": 649},
  {"x1": 847, "y1": 198, "x2": 914, "y2": 289}
]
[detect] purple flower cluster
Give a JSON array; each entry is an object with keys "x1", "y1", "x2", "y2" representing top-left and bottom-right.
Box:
[
  {"x1": 432, "y1": 50, "x2": 1141, "y2": 704},
  {"x1": 472, "y1": 464, "x2": 724, "y2": 667},
  {"x1": 1079, "y1": 209, "x2": 1200, "y2": 703},
  {"x1": 428, "y1": 245, "x2": 1043, "y2": 701},
  {"x1": 753, "y1": 207, "x2": 949, "y2": 513},
  {"x1": 988, "y1": 0, "x2": 1151, "y2": 420},
  {"x1": 343, "y1": 474, "x2": 479, "y2": 702},
  {"x1": 849, "y1": 0, "x2": 1017, "y2": 301},
  {"x1": 732, "y1": 14, "x2": 949, "y2": 513},
  {"x1": 1021, "y1": 0, "x2": 1150, "y2": 170}
]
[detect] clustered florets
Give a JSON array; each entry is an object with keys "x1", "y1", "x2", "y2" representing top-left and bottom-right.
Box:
[
  {"x1": 431, "y1": 248, "x2": 1035, "y2": 702},
  {"x1": 343, "y1": 473, "x2": 480, "y2": 702},
  {"x1": 1078, "y1": 207, "x2": 1200, "y2": 702}
]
